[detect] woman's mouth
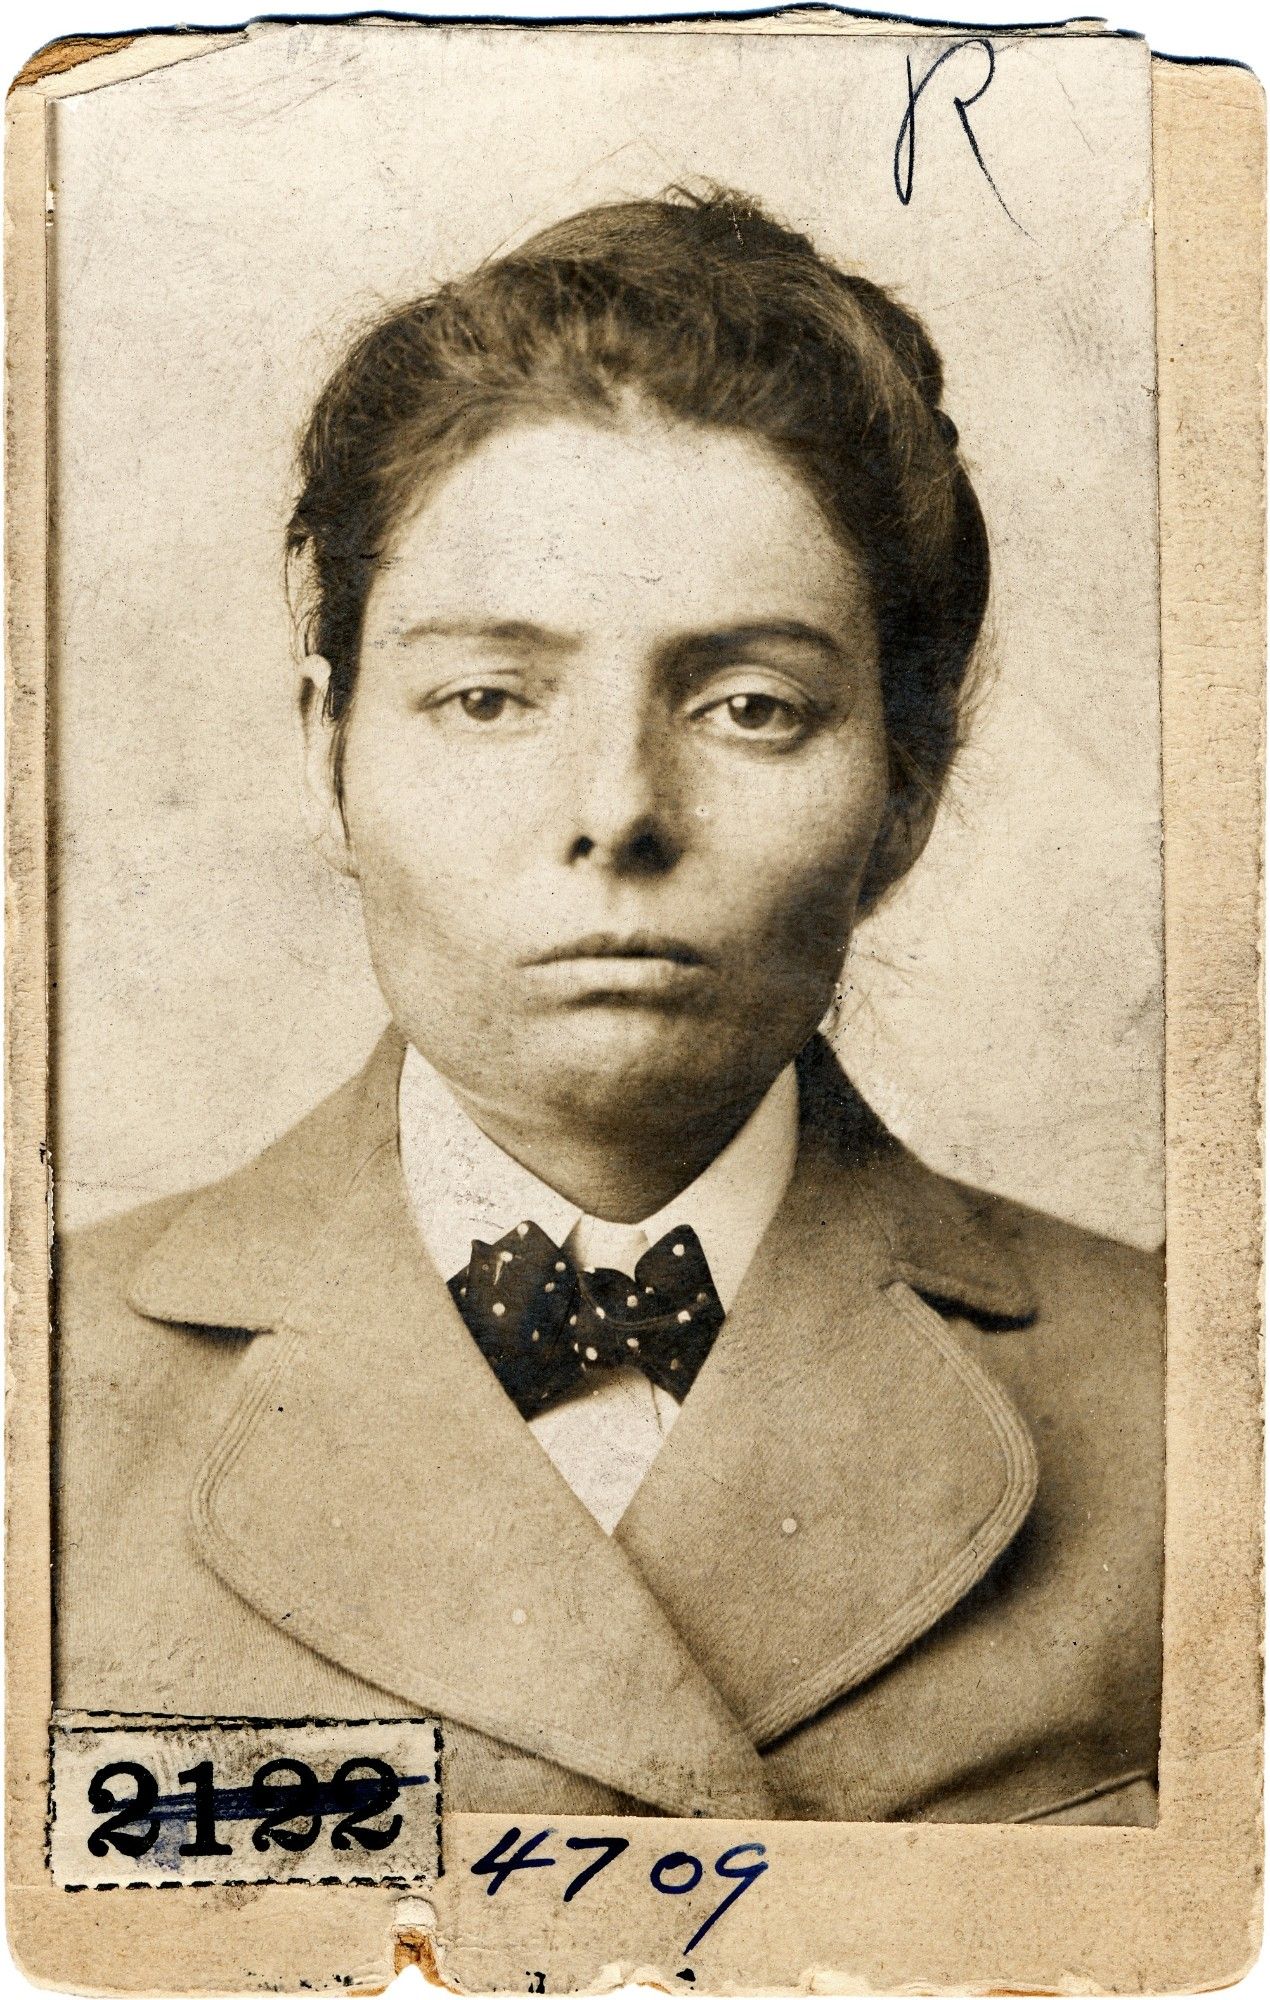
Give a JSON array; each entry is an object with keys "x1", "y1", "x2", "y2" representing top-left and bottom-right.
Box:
[
  {"x1": 527, "y1": 932, "x2": 708, "y2": 965},
  {"x1": 521, "y1": 934, "x2": 714, "y2": 1003}
]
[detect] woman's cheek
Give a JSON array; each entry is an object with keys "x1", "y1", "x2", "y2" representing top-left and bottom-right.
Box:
[
  {"x1": 352, "y1": 782, "x2": 541, "y2": 1023},
  {"x1": 726, "y1": 758, "x2": 885, "y2": 934},
  {"x1": 351, "y1": 745, "x2": 507, "y2": 887}
]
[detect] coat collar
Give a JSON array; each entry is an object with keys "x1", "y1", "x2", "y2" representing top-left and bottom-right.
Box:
[
  {"x1": 129, "y1": 1028, "x2": 1036, "y2": 1334},
  {"x1": 614, "y1": 1044, "x2": 1037, "y2": 1746},
  {"x1": 128, "y1": 1030, "x2": 406, "y2": 1335},
  {"x1": 130, "y1": 1030, "x2": 1038, "y2": 1805}
]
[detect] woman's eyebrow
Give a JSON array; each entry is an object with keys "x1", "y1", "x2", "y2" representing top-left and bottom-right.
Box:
[
  {"x1": 670, "y1": 620, "x2": 851, "y2": 665},
  {"x1": 397, "y1": 617, "x2": 583, "y2": 655}
]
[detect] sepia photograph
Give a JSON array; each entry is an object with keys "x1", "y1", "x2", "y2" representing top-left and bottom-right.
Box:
[
  {"x1": 5, "y1": 8, "x2": 1262, "y2": 1993},
  {"x1": 48, "y1": 19, "x2": 1167, "y2": 1829}
]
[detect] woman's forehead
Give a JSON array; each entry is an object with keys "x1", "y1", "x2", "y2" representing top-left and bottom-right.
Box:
[{"x1": 364, "y1": 413, "x2": 874, "y2": 647}]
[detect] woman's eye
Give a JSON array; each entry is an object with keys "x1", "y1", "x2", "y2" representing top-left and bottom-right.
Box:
[
  {"x1": 698, "y1": 690, "x2": 806, "y2": 740},
  {"x1": 726, "y1": 693, "x2": 786, "y2": 731},
  {"x1": 456, "y1": 687, "x2": 511, "y2": 722},
  {"x1": 427, "y1": 682, "x2": 538, "y2": 728},
  {"x1": 435, "y1": 686, "x2": 533, "y2": 725}
]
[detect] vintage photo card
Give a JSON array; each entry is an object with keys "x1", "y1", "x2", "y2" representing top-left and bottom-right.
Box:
[{"x1": 5, "y1": 10, "x2": 1264, "y2": 1993}]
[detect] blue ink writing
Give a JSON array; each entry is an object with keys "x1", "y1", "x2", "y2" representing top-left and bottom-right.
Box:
[
  {"x1": 85, "y1": 1754, "x2": 424, "y2": 1867},
  {"x1": 562, "y1": 1834, "x2": 630, "y2": 1902},
  {"x1": 468, "y1": 1826, "x2": 769, "y2": 1955}
]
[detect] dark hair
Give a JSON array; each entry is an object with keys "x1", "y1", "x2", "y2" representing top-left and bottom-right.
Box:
[{"x1": 287, "y1": 186, "x2": 989, "y2": 818}]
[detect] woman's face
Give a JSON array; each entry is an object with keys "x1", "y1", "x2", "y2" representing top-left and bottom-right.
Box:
[{"x1": 307, "y1": 409, "x2": 912, "y2": 1144}]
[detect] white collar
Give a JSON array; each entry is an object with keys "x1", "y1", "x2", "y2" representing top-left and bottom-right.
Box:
[{"x1": 397, "y1": 1045, "x2": 799, "y2": 1312}]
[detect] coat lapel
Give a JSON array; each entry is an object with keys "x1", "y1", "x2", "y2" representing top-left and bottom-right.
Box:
[
  {"x1": 130, "y1": 1031, "x2": 1037, "y2": 1803},
  {"x1": 614, "y1": 1044, "x2": 1039, "y2": 1748},
  {"x1": 130, "y1": 1032, "x2": 772, "y2": 1818}
]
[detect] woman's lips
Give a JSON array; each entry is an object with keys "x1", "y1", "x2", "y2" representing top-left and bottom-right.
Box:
[
  {"x1": 525, "y1": 932, "x2": 709, "y2": 966},
  {"x1": 521, "y1": 934, "x2": 714, "y2": 1002}
]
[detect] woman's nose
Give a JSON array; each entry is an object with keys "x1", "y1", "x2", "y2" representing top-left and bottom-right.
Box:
[{"x1": 561, "y1": 704, "x2": 685, "y2": 877}]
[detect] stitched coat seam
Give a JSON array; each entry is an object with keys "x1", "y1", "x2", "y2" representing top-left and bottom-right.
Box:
[
  {"x1": 748, "y1": 1279, "x2": 1038, "y2": 1747},
  {"x1": 189, "y1": 1328, "x2": 757, "y2": 1818},
  {"x1": 184, "y1": 1108, "x2": 1038, "y2": 1793},
  {"x1": 1011, "y1": 1768, "x2": 1157, "y2": 1823}
]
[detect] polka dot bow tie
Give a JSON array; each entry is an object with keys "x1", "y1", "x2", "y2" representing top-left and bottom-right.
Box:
[{"x1": 448, "y1": 1221, "x2": 726, "y2": 1420}]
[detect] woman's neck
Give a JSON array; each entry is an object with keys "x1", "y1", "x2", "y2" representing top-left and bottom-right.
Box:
[{"x1": 441, "y1": 1079, "x2": 768, "y2": 1223}]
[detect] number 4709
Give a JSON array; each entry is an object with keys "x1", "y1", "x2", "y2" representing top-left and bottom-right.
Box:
[{"x1": 470, "y1": 1827, "x2": 768, "y2": 1954}]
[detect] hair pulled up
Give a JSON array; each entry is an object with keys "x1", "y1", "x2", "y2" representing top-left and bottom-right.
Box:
[{"x1": 287, "y1": 186, "x2": 989, "y2": 813}]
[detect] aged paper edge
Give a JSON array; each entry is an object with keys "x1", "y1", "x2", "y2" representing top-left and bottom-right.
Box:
[
  {"x1": 9, "y1": 31, "x2": 242, "y2": 98},
  {"x1": 3, "y1": 32, "x2": 1264, "y2": 1998},
  {"x1": 8, "y1": 5, "x2": 1138, "y2": 104},
  {"x1": 10, "y1": 37, "x2": 138, "y2": 91}
]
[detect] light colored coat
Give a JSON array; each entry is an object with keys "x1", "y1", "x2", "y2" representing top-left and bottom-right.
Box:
[{"x1": 55, "y1": 1032, "x2": 1163, "y2": 1824}]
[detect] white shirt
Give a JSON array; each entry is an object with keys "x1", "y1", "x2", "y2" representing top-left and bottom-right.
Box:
[{"x1": 398, "y1": 1046, "x2": 799, "y2": 1531}]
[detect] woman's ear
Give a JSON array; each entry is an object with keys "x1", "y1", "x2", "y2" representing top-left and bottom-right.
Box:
[
  {"x1": 859, "y1": 779, "x2": 940, "y2": 914},
  {"x1": 297, "y1": 659, "x2": 358, "y2": 879}
]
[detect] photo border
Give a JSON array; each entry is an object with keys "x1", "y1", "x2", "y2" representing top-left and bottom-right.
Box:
[{"x1": 5, "y1": 25, "x2": 1263, "y2": 1993}]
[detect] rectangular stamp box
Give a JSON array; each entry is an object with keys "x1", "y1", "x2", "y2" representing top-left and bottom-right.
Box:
[{"x1": 48, "y1": 1717, "x2": 441, "y2": 1891}]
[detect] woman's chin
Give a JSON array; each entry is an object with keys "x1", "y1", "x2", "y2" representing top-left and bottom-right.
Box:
[{"x1": 508, "y1": 1006, "x2": 778, "y2": 1133}]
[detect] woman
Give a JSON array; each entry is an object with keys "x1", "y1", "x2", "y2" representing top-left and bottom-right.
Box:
[{"x1": 56, "y1": 189, "x2": 1163, "y2": 1824}]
